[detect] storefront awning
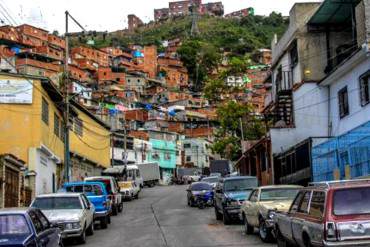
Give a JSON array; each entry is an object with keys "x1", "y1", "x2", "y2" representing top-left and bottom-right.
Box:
[{"x1": 308, "y1": 0, "x2": 361, "y2": 26}]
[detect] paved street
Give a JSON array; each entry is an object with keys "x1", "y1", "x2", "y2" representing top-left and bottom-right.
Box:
[{"x1": 68, "y1": 185, "x2": 273, "y2": 247}]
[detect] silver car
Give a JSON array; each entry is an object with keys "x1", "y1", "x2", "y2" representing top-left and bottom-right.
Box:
[{"x1": 31, "y1": 193, "x2": 95, "y2": 244}]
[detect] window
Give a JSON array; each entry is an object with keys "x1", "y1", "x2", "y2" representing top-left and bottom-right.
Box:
[
  {"x1": 60, "y1": 123, "x2": 65, "y2": 142},
  {"x1": 338, "y1": 86, "x2": 349, "y2": 118},
  {"x1": 298, "y1": 191, "x2": 311, "y2": 214},
  {"x1": 290, "y1": 41, "x2": 298, "y2": 68},
  {"x1": 186, "y1": 156, "x2": 191, "y2": 162},
  {"x1": 35, "y1": 210, "x2": 49, "y2": 230},
  {"x1": 74, "y1": 118, "x2": 83, "y2": 137},
  {"x1": 360, "y1": 70, "x2": 370, "y2": 106},
  {"x1": 249, "y1": 190, "x2": 259, "y2": 202},
  {"x1": 41, "y1": 97, "x2": 49, "y2": 125},
  {"x1": 54, "y1": 113, "x2": 60, "y2": 137},
  {"x1": 29, "y1": 211, "x2": 43, "y2": 234},
  {"x1": 184, "y1": 143, "x2": 191, "y2": 149},
  {"x1": 309, "y1": 191, "x2": 325, "y2": 218},
  {"x1": 290, "y1": 191, "x2": 304, "y2": 212},
  {"x1": 164, "y1": 152, "x2": 171, "y2": 160}
]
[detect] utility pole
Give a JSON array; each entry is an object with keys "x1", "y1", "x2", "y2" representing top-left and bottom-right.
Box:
[
  {"x1": 190, "y1": 2, "x2": 199, "y2": 36},
  {"x1": 63, "y1": 11, "x2": 70, "y2": 182},
  {"x1": 63, "y1": 11, "x2": 86, "y2": 182}
]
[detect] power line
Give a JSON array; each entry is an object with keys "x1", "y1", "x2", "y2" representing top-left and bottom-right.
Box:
[{"x1": 0, "y1": 1, "x2": 19, "y2": 25}]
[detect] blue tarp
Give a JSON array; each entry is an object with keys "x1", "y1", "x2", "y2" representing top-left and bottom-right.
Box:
[{"x1": 312, "y1": 121, "x2": 370, "y2": 182}]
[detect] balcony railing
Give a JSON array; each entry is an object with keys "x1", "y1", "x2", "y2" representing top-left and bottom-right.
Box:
[{"x1": 276, "y1": 71, "x2": 293, "y2": 93}]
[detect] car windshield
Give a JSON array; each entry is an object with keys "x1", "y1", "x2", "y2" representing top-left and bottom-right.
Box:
[
  {"x1": 32, "y1": 197, "x2": 82, "y2": 210},
  {"x1": 191, "y1": 183, "x2": 212, "y2": 191},
  {"x1": 66, "y1": 185, "x2": 103, "y2": 196},
  {"x1": 202, "y1": 177, "x2": 218, "y2": 183},
  {"x1": 0, "y1": 215, "x2": 30, "y2": 236},
  {"x1": 333, "y1": 187, "x2": 370, "y2": 216},
  {"x1": 260, "y1": 188, "x2": 299, "y2": 201},
  {"x1": 224, "y1": 178, "x2": 258, "y2": 192}
]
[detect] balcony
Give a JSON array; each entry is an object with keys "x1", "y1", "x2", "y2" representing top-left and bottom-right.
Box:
[{"x1": 276, "y1": 71, "x2": 293, "y2": 94}]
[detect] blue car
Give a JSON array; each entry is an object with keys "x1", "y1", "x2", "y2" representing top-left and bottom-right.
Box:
[
  {"x1": 0, "y1": 207, "x2": 62, "y2": 246},
  {"x1": 186, "y1": 182, "x2": 214, "y2": 208},
  {"x1": 214, "y1": 176, "x2": 258, "y2": 224},
  {"x1": 63, "y1": 181, "x2": 111, "y2": 229}
]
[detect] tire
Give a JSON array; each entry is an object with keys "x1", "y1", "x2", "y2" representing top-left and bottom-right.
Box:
[
  {"x1": 112, "y1": 205, "x2": 118, "y2": 216},
  {"x1": 259, "y1": 219, "x2": 274, "y2": 243},
  {"x1": 303, "y1": 234, "x2": 312, "y2": 247},
  {"x1": 118, "y1": 203, "x2": 123, "y2": 213},
  {"x1": 276, "y1": 228, "x2": 289, "y2": 247},
  {"x1": 100, "y1": 216, "x2": 108, "y2": 229},
  {"x1": 107, "y1": 214, "x2": 111, "y2": 224},
  {"x1": 243, "y1": 215, "x2": 254, "y2": 234},
  {"x1": 77, "y1": 228, "x2": 86, "y2": 244},
  {"x1": 135, "y1": 193, "x2": 139, "y2": 199},
  {"x1": 86, "y1": 222, "x2": 94, "y2": 236},
  {"x1": 222, "y1": 209, "x2": 231, "y2": 225},
  {"x1": 215, "y1": 206, "x2": 222, "y2": 220},
  {"x1": 59, "y1": 238, "x2": 64, "y2": 247}
]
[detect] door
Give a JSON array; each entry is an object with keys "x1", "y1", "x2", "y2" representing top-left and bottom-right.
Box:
[
  {"x1": 279, "y1": 191, "x2": 304, "y2": 240},
  {"x1": 244, "y1": 190, "x2": 258, "y2": 226},
  {"x1": 81, "y1": 194, "x2": 94, "y2": 227},
  {"x1": 306, "y1": 191, "x2": 325, "y2": 246},
  {"x1": 35, "y1": 210, "x2": 60, "y2": 247},
  {"x1": 291, "y1": 191, "x2": 311, "y2": 245},
  {"x1": 29, "y1": 211, "x2": 51, "y2": 247},
  {"x1": 4, "y1": 166, "x2": 19, "y2": 207}
]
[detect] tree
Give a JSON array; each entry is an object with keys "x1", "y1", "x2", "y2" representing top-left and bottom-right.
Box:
[{"x1": 203, "y1": 77, "x2": 227, "y2": 102}]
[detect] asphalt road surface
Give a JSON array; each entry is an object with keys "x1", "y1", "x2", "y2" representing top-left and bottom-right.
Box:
[{"x1": 67, "y1": 185, "x2": 274, "y2": 247}]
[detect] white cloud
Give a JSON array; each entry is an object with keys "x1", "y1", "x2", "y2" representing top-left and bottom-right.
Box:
[{"x1": 2, "y1": 0, "x2": 322, "y2": 33}]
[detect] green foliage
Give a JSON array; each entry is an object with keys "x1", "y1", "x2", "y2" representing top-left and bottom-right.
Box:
[
  {"x1": 203, "y1": 77, "x2": 227, "y2": 103},
  {"x1": 217, "y1": 101, "x2": 251, "y2": 135},
  {"x1": 212, "y1": 136, "x2": 241, "y2": 161}
]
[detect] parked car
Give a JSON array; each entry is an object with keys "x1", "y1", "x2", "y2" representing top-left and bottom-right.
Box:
[
  {"x1": 63, "y1": 182, "x2": 111, "y2": 229},
  {"x1": 200, "y1": 176, "x2": 220, "y2": 188},
  {"x1": 274, "y1": 179, "x2": 370, "y2": 247},
  {"x1": 214, "y1": 176, "x2": 258, "y2": 224},
  {"x1": 0, "y1": 207, "x2": 62, "y2": 247},
  {"x1": 118, "y1": 181, "x2": 140, "y2": 200},
  {"x1": 240, "y1": 185, "x2": 301, "y2": 242},
  {"x1": 31, "y1": 193, "x2": 95, "y2": 244},
  {"x1": 186, "y1": 182, "x2": 214, "y2": 207},
  {"x1": 85, "y1": 176, "x2": 123, "y2": 215}
]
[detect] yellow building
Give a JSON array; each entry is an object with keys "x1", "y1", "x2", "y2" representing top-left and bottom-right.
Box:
[
  {"x1": 0, "y1": 72, "x2": 64, "y2": 196},
  {"x1": 0, "y1": 72, "x2": 112, "y2": 196},
  {"x1": 68, "y1": 100, "x2": 111, "y2": 181}
]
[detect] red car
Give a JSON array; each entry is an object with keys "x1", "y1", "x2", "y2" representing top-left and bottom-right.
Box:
[{"x1": 274, "y1": 179, "x2": 370, "y2": 247}]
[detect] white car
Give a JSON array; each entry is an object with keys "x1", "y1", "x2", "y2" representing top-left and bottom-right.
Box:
[
  {"x1": 118, "y1": 181, "x2": 140, "y2": 200},
  {"x1": 31, "y1": 193, "x2": 95, "y2": 244}
]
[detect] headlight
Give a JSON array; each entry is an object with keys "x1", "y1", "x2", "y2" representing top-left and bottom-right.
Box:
[
  {"x1": 267, "y1": 210, "x2": 276, "y2": 220},
  {"x1": 65, "y1": 222, "x2": 80, "y2": 230}
]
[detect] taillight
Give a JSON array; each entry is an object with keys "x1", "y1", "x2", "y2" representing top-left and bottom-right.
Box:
[{"x1": 325, "y1": 222, "x2": 338, "y2": 241}]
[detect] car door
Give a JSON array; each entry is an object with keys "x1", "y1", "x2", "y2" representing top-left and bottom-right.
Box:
[
  {"x1": 306, "y1": 191, "x2": 325, "y2": 246},
  {"x1": 81, "y1": 194, "x2": 94, "y2": 227},
  {"x1": 35, "y1": 209, "x2": 60, "y2": 247},
  {"x1": 214, "y1": 182, "x2": 223, "y2": 210},
  {"x1": 291, "y1": 190, "x2": 312, "y2": 245},
  {"x1": 279, "y1": 191, "x2": 304, "y2": 241},
  {"x1": 246, "y1": 190, "x2": 259, "y2": 226},
  {"x1": 28, "y1": 210, "x2": 52, "y2": 247}
]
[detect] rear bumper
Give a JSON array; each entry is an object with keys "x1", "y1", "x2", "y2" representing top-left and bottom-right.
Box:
[
  {"x1": 324, "y1": 240, "x2": 370, "y2": 246},
  {"x1": 94, "y1": 210, "x2": 109, "y2": 220}
]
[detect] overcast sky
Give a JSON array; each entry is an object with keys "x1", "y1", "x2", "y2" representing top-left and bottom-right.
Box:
[{"x1": 1, "y1": 0, "x2": 322, "y2": 33}]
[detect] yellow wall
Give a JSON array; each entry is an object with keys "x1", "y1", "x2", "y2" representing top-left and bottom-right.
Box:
[
  {"x1": 69, "y1": 107, "x2": 111, "y2": 168},
  {"x1": 0, "y1": 74, "x2": 64, "y2": 167}
]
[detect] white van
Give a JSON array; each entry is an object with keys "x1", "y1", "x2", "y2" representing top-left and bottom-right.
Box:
[{"x1": 126, "y1": 165, "x2": 143, "y2": 189}]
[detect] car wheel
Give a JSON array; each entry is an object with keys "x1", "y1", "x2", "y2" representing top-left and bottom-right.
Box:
[
  {"x1": 243, "y1": 215, "x2": 254, "y2": 234},
  {"x1": 222, "y1": 209, "x2": 231, "y2": 225},
  {"x1": 59, "y1": 238, "x2": 64, "y2": 247},
  {"x1": 86, "y1": 222, "x2": 94, "y2": 236},
  {"x1": 112, "y1": 205, "x2": 118, "y2": 216},
  {"x1": 118, "y1": 203, "x2": 123, "y2": 213},
  {"x1": 78, "y1": 228, "x2": 86, "y2": 244},
  {"x1": 259, "y1": 219, "x2": 274, "y2": 243},
  {"x1": 100, "y1": 216, "x2": 108, "y2": 229},
  {"x1": 135, "y1": 193, "x2": 139, "y2": 199},
  {"x1": 215, "y1": 206, "x2": 222, "y2": 220},
  {"x1": 303, "y1": 234, "x2": 312, "y2": 247},
  {"x1": 107, "y1": 214, "x2": 111, "y2": 224},
  {"x1": 276, "y1": 228, "x2": 289, "y2": 247}
]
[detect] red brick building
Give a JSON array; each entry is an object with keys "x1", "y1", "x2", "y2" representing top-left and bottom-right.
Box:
[
  {"x1": 71, "y1": 46, "x2": 109, "y2": 67},
  {"x1": 225, "y1": 8, "x2": 254, "y2": 19},
  {"x1": 143, "y1": 46, "x2": 158, "y2": 79},
  {"x1": 154, "y1": 8, "x2": 170, "y2": 22},
  {"x1": 128, "y1": 14, "x2": 144, "y2": 32}
]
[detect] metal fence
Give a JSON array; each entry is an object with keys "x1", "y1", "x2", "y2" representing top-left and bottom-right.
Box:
[{"x1": 312, "y1": 121, "x2": 370, "y2": 182}]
